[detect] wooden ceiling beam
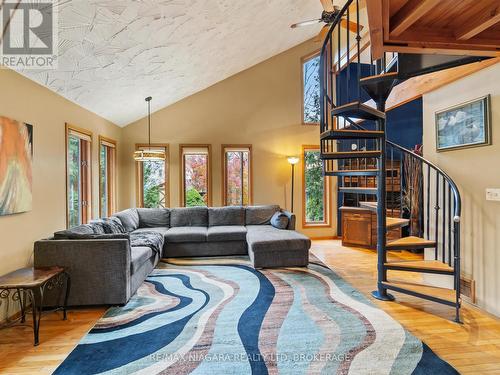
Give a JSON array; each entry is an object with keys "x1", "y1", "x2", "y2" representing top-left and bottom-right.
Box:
[
  {"x1": 366, "y1": 0, "x2": 384, "y2": 60},
  {"x1": 390, "y1": 0, "x2": 441, "y2": 37},
  {"x1": 456, "y1": 3, "x2": 500, "y2": 40}
]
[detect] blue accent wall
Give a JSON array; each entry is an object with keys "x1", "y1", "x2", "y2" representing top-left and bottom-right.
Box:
[{"x1": 336, "y1": 63, "x2": 373, "y2": 106}]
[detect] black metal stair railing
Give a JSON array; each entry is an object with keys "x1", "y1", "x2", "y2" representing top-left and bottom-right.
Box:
[{"x1": 318, "y1": 0, "x2": 463, "y2": 322}]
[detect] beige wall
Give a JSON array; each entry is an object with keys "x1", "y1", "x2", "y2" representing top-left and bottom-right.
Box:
[
  {"x1": 422, "y1": 62, "x2": 500, "y2": 317},
  {"x1": 120, "y1": 39, "x2": 337, "y2": 238},
  {"x1": 0, "y1": 69, "x2": 122, "y2": 318}
]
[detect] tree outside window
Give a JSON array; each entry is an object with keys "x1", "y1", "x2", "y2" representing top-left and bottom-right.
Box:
[
  {"x1": 302, "y1": 53, "x2": 321, "y2": 124},
  {"x1": 136, "y1": 144, "x2": 168, "y2": 208},
  {"x1": 181, "y1": 145, "x2": 211, "y2": 207},
  {"x1": 224, "y1": 146, "x2": 251, "y2": 206},
  {"x1": 303, "y1": 146, "x2": 329, "y2": 226}
]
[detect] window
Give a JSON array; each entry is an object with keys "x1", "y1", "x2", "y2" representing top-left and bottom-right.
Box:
[
  {"x1": 302, "y1": 145, "x2": 330, "y2": 227},
  {"x1": 302, "y1": 52, "x2": 321, "y2": 124},
  {"x1": 136, "y1": 144, "x2": 169, "y2": 208},
  {"x1": 180, "y1": 145, "x2": 211, "y2": 207},
  {"x1": 66, "y1": 124, "x2": 92, "y2": 228},
  {"x1": 99, "y1": 136, "x2": 116, "y2": 217},
  {"x1": 222, "y1": 145, "x2": 252, "y2": 206}
]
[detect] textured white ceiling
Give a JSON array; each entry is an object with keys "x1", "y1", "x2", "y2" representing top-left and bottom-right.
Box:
[{"x1": 18, "y1": 0, "x2": 326, "y2": 126}]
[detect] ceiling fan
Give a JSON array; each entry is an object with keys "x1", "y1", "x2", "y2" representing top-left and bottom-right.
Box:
[{"x1": 291, "y1": 0, "x2": 365, "y2": 42}]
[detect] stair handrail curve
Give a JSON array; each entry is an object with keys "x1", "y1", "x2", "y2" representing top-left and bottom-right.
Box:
[
  {"x1": 386, "y1": 139, "x2": 461, "y2": 221},
  {"x1": 319, "y1": 0, "x2": 355, "y2": 133}
]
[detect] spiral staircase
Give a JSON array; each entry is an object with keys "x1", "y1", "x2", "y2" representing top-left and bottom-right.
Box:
[{"x1": 318, "y1": 0, "x2": 492, "y2": 322}]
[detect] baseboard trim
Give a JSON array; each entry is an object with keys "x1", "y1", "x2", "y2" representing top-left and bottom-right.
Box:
[{"x1": 310, "y1": 236, "x2": 340, "y2": 240}]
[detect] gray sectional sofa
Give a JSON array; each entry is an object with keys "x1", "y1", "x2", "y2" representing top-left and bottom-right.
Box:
[{"x1": 34, "y1": 205, "x2": 310, "y2": 306}]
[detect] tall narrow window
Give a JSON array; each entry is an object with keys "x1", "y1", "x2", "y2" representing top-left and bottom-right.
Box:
[
  {"x1": 66, "y1": 124, "x2": 92, "y2": 228},
  {"x1": 222, "y1": 145, "x2": 252, "y2": 206},
  {"x1": 99, "y1": 136, "x2": 117, "y2": 217},
  {"x1": 302, "y1": 145, "x2": 330, "y2": 227},
  {"x1": 136, "y1": 144, "x2": 169, "y2": 208},
  {"x1": 180, "y1": 145, "x2": 211, "y2": 207},
  {"x1": 302, "y1": 51, "x2": 320, "y2": 124}
]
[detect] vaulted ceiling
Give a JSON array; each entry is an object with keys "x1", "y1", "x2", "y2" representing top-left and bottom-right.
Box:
[{"x1": 16, "y1": 0, "x2": 327, "y2": 126}]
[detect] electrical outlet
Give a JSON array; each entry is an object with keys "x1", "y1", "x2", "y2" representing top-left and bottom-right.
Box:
[{"x1": 486, "y1": 188, "x2": 500, "y2": 201}]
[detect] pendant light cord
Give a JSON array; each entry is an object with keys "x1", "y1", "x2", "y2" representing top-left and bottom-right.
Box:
[{"x1": 146, "y1": 96, "x2": 152, "y2": 150}]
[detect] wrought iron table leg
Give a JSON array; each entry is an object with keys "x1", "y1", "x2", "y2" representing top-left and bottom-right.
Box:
[
  {"x1": 27, "y1": 289, "x2": 39, "y2": 346},
  {"x1": 63, "y1": 272, "x2": 71, "y2": 320},
  {"x1": 16, "y1": 288, "x2": 25, "y2": 323}
]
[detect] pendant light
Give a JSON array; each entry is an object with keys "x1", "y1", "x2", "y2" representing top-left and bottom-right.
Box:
[{"x1": 133, "y1": 96, "x2": 166, "y2": 162}]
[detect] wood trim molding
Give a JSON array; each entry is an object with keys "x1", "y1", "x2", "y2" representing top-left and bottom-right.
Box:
[
  {"x1": 135, "y1": 143, "x2": 170, "y2": 208},
  {"x1": 179, "y1": 144, "x2": 212, "y2": 207},
  {"x1": 221, "y1": 144, "x2": 253, "y2": 206},
  {"x1": 98, "y1": 136, "x2": 117, "y2": 216},
  {"x1": 301, "y1": 49, "x2": 321, "y2": 126},
  {"x1": 65, "y1": 123, "x2": 93, "y2": 228},
  {"x1": 301, "y1": 145, "x2": 332, "y2": 229}
]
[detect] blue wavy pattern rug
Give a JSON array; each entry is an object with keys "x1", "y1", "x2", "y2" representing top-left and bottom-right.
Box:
[{"x1": 55, "y1": 257, "x2": 458, "y2": 374}]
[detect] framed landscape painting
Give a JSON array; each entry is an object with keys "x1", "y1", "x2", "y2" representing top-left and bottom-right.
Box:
[
  {"x1": 0, "y1": 116, "x2": 33, "y2": 216},
  {"x1": 435, "y1": 95, "x2": 491, "y2": 152}
]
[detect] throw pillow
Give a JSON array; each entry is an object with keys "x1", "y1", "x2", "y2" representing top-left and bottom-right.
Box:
[{"x1": 270, "y1": 211, "x2": 289, "y2": 230}]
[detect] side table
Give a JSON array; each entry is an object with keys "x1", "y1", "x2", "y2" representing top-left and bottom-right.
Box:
[{"x1": 0, "y1": 266, "x2": 70, "y2": 346}]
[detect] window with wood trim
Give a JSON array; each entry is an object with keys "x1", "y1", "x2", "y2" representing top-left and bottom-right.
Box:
[
  {"x1": 136, "y1": 144, "x2": 169, "y2": 208},
  {"x1": 302, "y1": 51, "x2": 321, "y2": 125},
  {"x1": 302, "y1": 145, "x2": 330, "y2": 227},
  {"x1": 222, "y1": 145, "x2": 252, "y2": 206},
  {"x1": 99, "y1": 136, "x2": 117, "y2": 217},
  {"x1": 66, "y1": 124, "x2": 92, "y2": 228},
  {"x1": 180, "y1": 145, "x2": 211, "y2": 207}
]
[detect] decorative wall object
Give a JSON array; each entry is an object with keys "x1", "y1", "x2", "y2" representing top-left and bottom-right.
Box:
[
  {"x1": 0, "y1": 116, "x2": 33, "y2": 216},
  {"x1": 435, "y1": 95, "x2": 491, "y2": 151}
]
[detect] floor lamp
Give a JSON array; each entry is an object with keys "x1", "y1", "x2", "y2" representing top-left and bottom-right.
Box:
[{"x1": 287, "y1": 156, "x2": 300, "y2": 212}]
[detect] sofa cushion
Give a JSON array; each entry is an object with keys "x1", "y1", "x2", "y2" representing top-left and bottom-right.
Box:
[
  {"x1": 246, "y1": 225, "x2": 311, "y2": 253},
  {"x1": 113, "y1": 209, "x2": 139, "y2": 232},
  {"x1": 165, "y1": 227, "x2": 208, "y2": 243},
  {"x1": 245, "y1": 205, "x2": 280, "y2": 225},
  {"x1": 170, "y1": 207, "x2": 208, "y2": 227},
  {"x1": 132, "y1": 227, "x2": 169, "y2": 237},
  {"x1": 207, "y1": 226, "x2": 247, "y2": 242},
  {"x1": 137, "y1": 208, "x2": 170, "y2": 228},
  {"x1": 270, "y1": 211, "x2": 289, "y2": 230},
  {"x1": 208, "y1": 206, "x2": 245, "y2": 226},
  {"x1": 130, "y1": 246, "x2": 154, "y2": 274}
]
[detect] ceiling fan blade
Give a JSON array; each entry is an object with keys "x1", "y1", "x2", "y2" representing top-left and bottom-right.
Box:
[
  {"x1": 314, "y1": 25, "x2": 330, "y2": 42},
  {"x1": 291, "y1": 19, "x2": 322, "y2": 28},
  {"x1": 340, "y1": 19, "x2": 364, "y2": 33},
  {"x1": 320, "y1": 0, "x2": 334, "y2": 12}
]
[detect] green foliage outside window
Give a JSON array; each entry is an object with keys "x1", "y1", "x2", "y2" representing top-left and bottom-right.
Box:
[
  {"x1": 142, "y1": 160, "x2": 165, "y2": 208},
  {"x1": 186, "y1": 188, "x2": 206, "y2": 207},
  {"x1": 68, "y1": 136, "x2": 81, "y2": 228},
  {"x1": 304, "y1": 150, "x2": 325, "y2": 222}
]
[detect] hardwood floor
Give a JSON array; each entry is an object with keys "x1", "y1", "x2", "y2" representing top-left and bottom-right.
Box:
[
  {"x1": 312, "y1": 240, "x2": 500, "y2": 374},
  {"x1": 0, "y1": 240, "x2": 499, "y2": 374}
]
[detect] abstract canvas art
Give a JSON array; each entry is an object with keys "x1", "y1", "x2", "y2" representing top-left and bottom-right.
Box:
[
  {"x1": 435, "y1": 95, "x2": 491, "y2": 152},
  {"x1": 0, "y1": 116, "x2": 33, "y2": 216}
]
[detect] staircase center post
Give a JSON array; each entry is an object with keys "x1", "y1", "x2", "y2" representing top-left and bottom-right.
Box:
[{"x1": 372, "y1": 98, "x2": 394, "y2": 301}]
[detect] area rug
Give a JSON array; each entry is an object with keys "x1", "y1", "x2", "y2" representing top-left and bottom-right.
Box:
[{"x1": 55, "y1": 256, "x2": 458, "y2": 374}]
